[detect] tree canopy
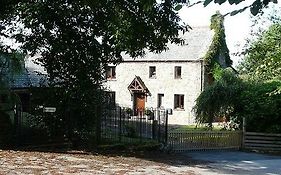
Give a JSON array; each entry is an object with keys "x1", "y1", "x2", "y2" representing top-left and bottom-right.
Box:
[
  {"x1": 203, "y1": 0, "x2": 278, "y2": 16},
  {"x1": 2, "y1": 1, "x2": 188, "y2": 88},
  {"x1": 0, "y1": 0, "x2": 190, "y2": 143},
  {"x1": 239, "y1": 23, "x2": 281, "y2": 82},
  {"x1": 194, "y1": 10, "x2": 281, "y2": 131}
]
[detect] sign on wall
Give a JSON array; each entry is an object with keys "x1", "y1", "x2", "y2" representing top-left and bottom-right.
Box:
[{"x1": 43, "y1": 107, "x2": 56, "y2": 113}]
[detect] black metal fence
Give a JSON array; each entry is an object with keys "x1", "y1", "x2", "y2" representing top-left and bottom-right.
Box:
[{"x1": 101, "y1": 107, "x2": 168, "y2": 144}]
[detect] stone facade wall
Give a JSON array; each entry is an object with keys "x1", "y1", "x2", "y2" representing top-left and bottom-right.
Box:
[{"x1": 103, "y1": 61, "x2": 203, "y2": 125}]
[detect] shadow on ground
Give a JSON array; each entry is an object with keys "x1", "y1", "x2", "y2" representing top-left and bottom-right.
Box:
[{"x1": 184, "y1": 150, "x2": 281, "y2": 175}]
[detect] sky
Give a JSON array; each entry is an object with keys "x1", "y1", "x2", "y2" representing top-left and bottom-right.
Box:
[{"x1": 178, "y1": 1, "x2": 255, "y2": 67}]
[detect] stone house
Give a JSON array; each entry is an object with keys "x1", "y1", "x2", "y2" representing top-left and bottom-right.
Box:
[{"x1": 103, "y1": 26, "x2": 214, "y2": 125}]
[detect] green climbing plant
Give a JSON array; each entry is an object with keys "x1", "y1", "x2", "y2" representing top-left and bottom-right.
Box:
[{"x1": 204, "y1": 11, "x2": 232, "y2": 84}]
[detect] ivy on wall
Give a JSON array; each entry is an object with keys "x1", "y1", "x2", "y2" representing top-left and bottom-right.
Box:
[{"x1": 204, "y1": 11, "x2": 232, "y2": 84}]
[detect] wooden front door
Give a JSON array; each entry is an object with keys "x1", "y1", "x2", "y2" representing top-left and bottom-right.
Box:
[{"x1": 134, "y1": 93, "x2": 145, "y2": 116}]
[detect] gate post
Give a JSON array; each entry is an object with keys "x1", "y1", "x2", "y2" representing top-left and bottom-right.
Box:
[
  {"x1": 118, "y1": 107, "x2": 122, "y2": 142},
  {"x1": 95, "y1": 105, "x2": 101, "y2": 146},
  {"x1": 157, "y1": 109, "x2": 161, "y2": 143},
  {"x1": 165, "y1": 110, "x2": 168, "y2": 145},
  {"x1": 242, "y1": 117, "x2": 246, "y2": 149}
]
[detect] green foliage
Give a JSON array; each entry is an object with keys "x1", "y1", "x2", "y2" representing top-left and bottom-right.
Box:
[
  {"x1": 239, "y1": 80, "x2": 281, "y2": 133},
  {"x1": 0, "y1": 52, "x2": 24, "y2": 85},
  {"x1": 193, "y1": 69, "x2": 243, "y2": 127},
  {"x1": 124, "y1": 107, "x2": 133, "y2": 115},
  {"x1": 212, "y1": 62, "x2": 224, "y2": 81},
  {"x1": 203, "y1": 0, "x2": 278, "y2": 16},
  {"x1": 28, "y1": 87, "x2": 106, "y2": 142},
  {"x1": 196, "y1": 10, "x2": 281, "y2": 132},
  {"x1": 0, "y1": 0, "x2": 189, "y2": 145},
  {"x1": 174, "y1": 125, "x2": 222, "y2": 131},
  {"x1": 125, "y1": 124, "x2": 137, "y2": 138},
  {"x1": 194, "y1": 73, "x2": 281, "y2": 132},
  {"x1": 0, "y1": 52, "x2": 24, "y2": 116},
  {"x1": 239, "y1": 23, "x2": 281, "y2": 82},
  {"x1": 204, "y1": 11, "x2": 232, "y2": 84},
  {"x1": 0, "y1": 111, "x2": 13, "y2": 148},
  {"x1": 230, "y1": 11, "x2": 281, "y2": 133}
]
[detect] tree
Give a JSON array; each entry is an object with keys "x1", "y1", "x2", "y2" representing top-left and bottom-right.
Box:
[
  {"x1": 194, "y1": 8, "x2": 281, "y2": 131},
  {"x1": 193, "y1": 69, "x2": 243, "y2": 127},
  {"x1": 239, "y1": 23, "x2": 281, "y2": 82},
  {"x1": 203, "y1": 0, "x2": 278, "y2": 16},
  {"x1": 7, "y1": 0, "x2": 188, "y2": 86},
  {"x1": 239, "y1": 80, "x2": 281, "y2": 133},
  {"x1": 0, "y1": 0, "x2": 190, "y2": 144},
  {"x1": 173, "y1": 0, "x2": 278, "y2": 16},
  {"x1": 193, "y1": 72, "x2": 281, "y2": 132},
  {"x1": 0, "y1": 53, "x2": 23, "y2": 85}
]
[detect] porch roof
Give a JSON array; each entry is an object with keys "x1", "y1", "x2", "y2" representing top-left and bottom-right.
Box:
[{"x1": 128, "y1": 76, "x2": 151, "y2": 95}]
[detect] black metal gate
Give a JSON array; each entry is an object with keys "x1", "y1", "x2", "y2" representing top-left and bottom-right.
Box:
[{"x1": 101, "y1": 107, "x2": 168, "y2": 144}]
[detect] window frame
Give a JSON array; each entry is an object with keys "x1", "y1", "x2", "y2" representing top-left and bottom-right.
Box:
[
  {"x1": 174, "y1": 94, "x2": 184, "y2": 110},
  {"x1": 149, "y1": 66, "x2": 156, "y2": 79},
  {"x1": 106, "y1": 91, "x2": 116, "y2": 108},
  {"x1": 106, "y1": 66, "x2": 116, "y2": 80},
  {"x1": 174, "y1": 66, "x2": 182, "y2": 79},
  {"x1": 157, "y1": 93, "x2": 164, "y2": 108}
]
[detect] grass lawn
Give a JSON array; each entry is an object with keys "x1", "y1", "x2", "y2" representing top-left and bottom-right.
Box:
[{"x1": 173, "y1": 124, "x2": 223, "y2": 131}]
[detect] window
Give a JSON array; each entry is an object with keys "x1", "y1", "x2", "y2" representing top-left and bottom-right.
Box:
[
  {"x1": 174, "y1": 66, "x2": 181, "y2": 79},
  {"x1": 149, "y1": 66, "x2": 156, "y2": 78},
  {"x1": 106, "y1": 91, "x2": 116, "y2": 108},
  {"x1": 174, "y1": 94, "x2": 184, "y2": 109},
  {"x1": 106, "y1": 66, "x2": 116, "y2": 79},
  {"x1": 157, "y1": 94, "x2": 164, "y2": 108}
]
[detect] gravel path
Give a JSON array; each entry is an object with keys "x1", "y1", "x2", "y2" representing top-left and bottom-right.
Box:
[{"x1": 0, "y1": 150, "x2": 202, "y2": 175}]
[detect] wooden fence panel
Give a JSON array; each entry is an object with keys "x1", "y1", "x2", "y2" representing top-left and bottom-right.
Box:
[
  {"x1": 168, "y1": 130, "x2": 242, "y2": 152},
  {"x1": 244, "y1": 132, "x2": 281, "y2": 151}
]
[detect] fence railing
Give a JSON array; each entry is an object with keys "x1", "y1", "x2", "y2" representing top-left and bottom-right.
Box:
[
  {"x1": 168, "y1": 130, "x2": 242, "y2": 152},
  {"x1": 101, "y1": 107, "x2": 168, "y2": 144},
  {"x1": 244, "y1": 132, "x2": 281, "y2": 151}
]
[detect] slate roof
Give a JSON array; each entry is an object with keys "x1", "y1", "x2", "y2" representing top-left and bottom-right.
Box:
[
  {"x1": 8, "y1": 69, "x2": 31, "y2": 89},
  {"x1": 8, "y1": 57, "x2": 47, "y2": 89},
  {"x1": 8, "y1": 68, "x2": 47, "y2": 89},
  {"x1": 122, "y1": 26, "x2": 213, "y2": 61}
]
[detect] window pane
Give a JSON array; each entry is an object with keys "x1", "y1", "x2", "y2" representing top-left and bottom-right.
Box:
[
  {"x1": 111, "y1": 67, "x2": 116, "y2": 78},
  {"x1": 174, "y1": 94, "x2": 184, "y2": 109},
  {"x1": 106, "y1": 66, "x2": 116, "y2": 79},
  {"x1": 149, "y1": 66, "x2": 156, "y2": 78},
  {"x1": 175, "y1": 66, "x2": 181, "y2": 79},
  {"x1": 157, "y1": 94, "x2": 164, "y2": 108},
  {"x1": 106, "y1": 91, "x2": 116, "y2": 108}
]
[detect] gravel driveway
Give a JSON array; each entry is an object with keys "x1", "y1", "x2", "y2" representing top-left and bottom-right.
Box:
[
  {"x1": 1, "y1": 149, "x2": 280, "y2": 175},
  {"x1": 0, "y1": 149, "x2": 202, "y2": 175}
]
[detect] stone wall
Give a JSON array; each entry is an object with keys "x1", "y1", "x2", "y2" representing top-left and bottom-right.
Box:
[{"x1": 103, "y1": 61, "x2": 203, "y2": 125}]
